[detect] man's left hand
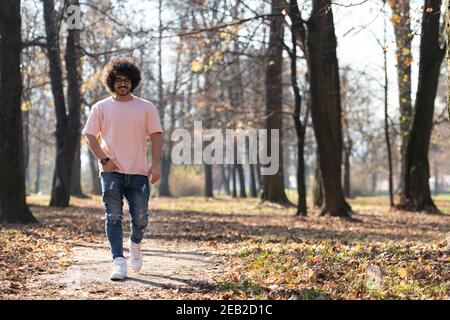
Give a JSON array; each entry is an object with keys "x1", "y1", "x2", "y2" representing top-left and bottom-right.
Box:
[{"x1": 148, "y1": 165, "x2": 160, "y2": 184}]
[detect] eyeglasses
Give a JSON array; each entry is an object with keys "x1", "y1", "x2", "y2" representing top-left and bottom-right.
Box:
[{"x1": 115, "y1": 78, "x2": 131, "y2": 85}]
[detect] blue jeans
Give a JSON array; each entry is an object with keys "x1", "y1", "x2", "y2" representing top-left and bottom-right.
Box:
[{"x1": 100, "y1": 172, "x2": 150, "y2": 259}]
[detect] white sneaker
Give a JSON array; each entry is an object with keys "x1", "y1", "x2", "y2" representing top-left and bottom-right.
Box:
[
  {"x1": 110, "y1": 257, "x2": 127, "y2": 281},
  {"x1": 129, "y1": 239, "x2": 143, "y2": 272}
]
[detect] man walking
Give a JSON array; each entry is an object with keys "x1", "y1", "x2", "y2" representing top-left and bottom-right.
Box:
[{"x1": 82, "y1": 56, "x2": 163, "y2": 281}]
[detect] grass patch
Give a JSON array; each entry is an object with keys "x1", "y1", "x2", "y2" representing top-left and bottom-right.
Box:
[{"x1": 217, "y1": 239, "x2": 449, "y2": 300}]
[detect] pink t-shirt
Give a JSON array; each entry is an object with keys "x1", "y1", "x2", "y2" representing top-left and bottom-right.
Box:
[{"x1": 82, "y1": 95, "x2": 163, "y2": 176}]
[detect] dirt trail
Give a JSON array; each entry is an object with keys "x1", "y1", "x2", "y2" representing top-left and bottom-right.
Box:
[{"x1": 35, "y1": 221, "x2": 227, "y2": 299}]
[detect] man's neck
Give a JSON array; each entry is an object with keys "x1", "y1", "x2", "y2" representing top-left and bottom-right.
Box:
[{"x1": 112, "y1": 94, "x2": 133, "y2": 102}]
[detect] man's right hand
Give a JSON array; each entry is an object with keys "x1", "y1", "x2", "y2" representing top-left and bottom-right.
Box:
[{"x1": 101, "y1": 159, "x2": 118, "y2": 172}]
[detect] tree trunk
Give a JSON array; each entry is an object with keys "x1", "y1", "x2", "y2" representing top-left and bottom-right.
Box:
[
  {"x1": 447, "y1": 0, "x2": 450, "y2": 126},
  {"x1": 202, "y1": 77, "x2": 213, "y2": 198},
  {"x1": 22, "y1": 102, "x2": 30, "y2": 189},
  {"x1": 306, "y1": 0, "x2": 351, "y2": 218},
  {"x1": 22, "y1": 63, "x2": 33, "y2": 189},
  {"x1": 204, "y1": 163, "x2": 213, "y2": 198},
  {"x1": 237, "y1": 164, "x2": 247, "y2": 198},
  {"x1": 229, "y1": 5, "x2": 247, "y2": 199},
  {"x1": 0, "y1": 0, "x2": 37, "y2": 223},
  {"x1": 157, "y1": 0, "x2": 173, "y2": 197},
  {"x1": 313, "y1": 150, "x2": 323, "y2": 208},
  {"x1": 221, "y1": 164, "x2": 231, "y2": 195},
  {"x1": 289, "y1": 18, "x2": 308, "y2": 216},
  {"x1": 159, "y1": 155, "x2": 172, "y2": 196},
  {"x1": 261, "y1": 0, "x2": 290, "y2": 206},
  {"x1": 371, "y1": 171, "x2": 377, "y2": 195},
  {"x1": 160, "y1": 26, "x2": 183, "y2": 197},
  {"x1": 384, "y1": 5, "x2": 394, "y2": 207},
  {"x1": 43, "y1": 0, "x2": 79, "y2": 207},
  {"x1": 296, "y1": 134, "x2": 307, "y2": 215},
  {"x1": 232, "y1": 164, "x2": 237, "y2": 198},
  {"x1": 434, "y1": 161, "x2": 439, "y2": 195},
  {"x1": 401, "y1": 0, "x2": 445, "y2": 213},
  {"x1": 256, "y1": 163, "x2": 262, "y2": 195},
  {"x1": 70, "y1": 138, "x2": 84, "y2": 197},
  {"x1": 249, "y1": 164, "x2": 258, "y2": 197},
  {"x1": 35, "y1": 144, "x2": 42, "y2": 194},
  {"x1": 66, "y1": 0, "x2": 84, "y2": 198},
  {"x1": 387, "y1": 0, "x2": 413, "y2": 202},
  {"x1": 88, "y1": 148, "x2": 102, "y2": 195},
  {"x1": 343, "y1": 143, "x2": 351, "y2": 198}
]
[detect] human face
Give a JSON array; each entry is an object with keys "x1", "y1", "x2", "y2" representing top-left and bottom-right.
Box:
[{"x1": 114, "y1": 74, "x2": 132, "y2": 96}]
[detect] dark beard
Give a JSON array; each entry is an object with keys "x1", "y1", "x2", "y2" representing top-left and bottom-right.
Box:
[{"x1": 116, "y1": 88, "x2": 130, "y2": 96}]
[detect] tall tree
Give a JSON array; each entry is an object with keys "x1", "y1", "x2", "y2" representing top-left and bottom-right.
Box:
[
  {"x1": 231, "y1": 0, "x2": 247, "y2": 199},
  {"x1": 249, "y1": 164, "x2": 258, "y2": 197},
  {"x1": 65, "y1": 0, "x2": 84, "y2": 198},
  {"x1": 305, "y1": 0, "x2": 351, "y2": 217},
  {"x1": 232, "y1": 163, "x2": 237, "y2": 198},
  {"x1": 384, "y1": 3, "x2": 395, "y2": 207},
  {"x1": 312, "y1": 153, "x2": 323, "y2": 208},
  {"x1": 22, "y1": 71, "x2": 31, "y2": 188},
  {"x1": 161, "y1": 40, "x2": 183, "y2": 198},
  {"x1": 446, "y1": 0, "x2": 450, "y2": 123},
  {"x1": 287, "y1": 4, "x2": 309, "y2": 215},
  {"x1": 158, "y1": 0, "x2": 172, "y2": 197},
  {"x1": 387, "y1": 0, "x2": 413, "y2": 202},
  {"x1": 87, "y1": 147, "x2": 102, "y2": 195},
  {"x1": 34, "y1": 145, "x2": 42, "y2": 194},
  {"x1": 401, "y1": 0, "x2": 445, "y2": 213},
  {"x1": 203, "y1": 72, "x2": 214, "y2": 198},
  {"x1": 341, "y1": 73, "x2": 353, "y2": 198},
  {"x1": 42, "y1": 0, "x2": 80, "y2": 206},
  {"x1": 0, "y1": 0, "x2": 37, "y2": 223},
  {"x1": 261, "y1": 0, "x2": 291, "y2": 205},
  {"x1": 70, "y1": 139, "x2": 83, "y2": 196}
]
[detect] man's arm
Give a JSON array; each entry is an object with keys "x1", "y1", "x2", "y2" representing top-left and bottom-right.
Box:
[
  {"x1": 84, "y1": 134, "x2": 117, "y2": 172},
  {"x1": 84, "y1": 134, "x2": 107, "y2": 160},
  {"x1": 148, "y1": 132, "x2": 163, "y2": 184}
]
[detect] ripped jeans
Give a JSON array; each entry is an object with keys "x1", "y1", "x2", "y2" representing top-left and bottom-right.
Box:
[{"x1": 100, "y1": 172, "x2": 150, "y2": 259}]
